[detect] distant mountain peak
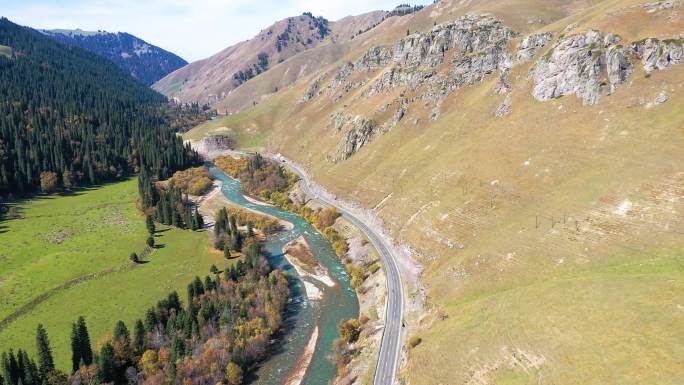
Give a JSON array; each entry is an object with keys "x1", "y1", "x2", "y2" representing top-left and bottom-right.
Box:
[
  {"x1": 153, "y1": 10, "x2": 388, "y2": 109},
  {"x1": 41, "y1": 29, "x2": 187, "y2": 85}
]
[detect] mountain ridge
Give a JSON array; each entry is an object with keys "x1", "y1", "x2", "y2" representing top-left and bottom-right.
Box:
[
  {"x1": 153, "y1": 8, "x2": 431, "y2": 113},
  {"x1": 41, "y1": 28, "x2": 188, "y2": 85}
]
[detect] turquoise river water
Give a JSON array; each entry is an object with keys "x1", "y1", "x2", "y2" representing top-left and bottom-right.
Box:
[{"x1": 210, "y1": 166, "x2": 359, "y2": 385}]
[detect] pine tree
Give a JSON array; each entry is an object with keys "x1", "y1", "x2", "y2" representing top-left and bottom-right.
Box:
[
  {"x1": 76, "y1": 317, "x2": 93, "y2": 366},
  {"x1": 69, "y1": 324, "x2": 80, "y2": 373},
  {"x1": 97, "y1": 343, "x2": 115, "y2": 384},
  {"x1": 229, "y1": 216, "x2": 238, "y2": 237},
  {"x1": 35, "y1": 324, "x2": 54, "y2": 379},
  {"x1": 196, "y1": 209, "x2": 204, "y2": 229},
  {"x1": 133, "y1": 320, "x2": 146, "y2": 355},
  {"x1": 113, "y1": 321, "x2": 130, "y2": 342}
]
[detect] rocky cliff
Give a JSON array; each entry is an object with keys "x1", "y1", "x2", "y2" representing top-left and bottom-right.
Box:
[
  {"x1": 532, "y1": 31, "x2": 683, "y2": 104},
  {"x1": 300, "y1": 12, "x2": 684, "y2": 160},
  {"x1": 304, "y1": 15, "x2": 520, "y2": 161}
]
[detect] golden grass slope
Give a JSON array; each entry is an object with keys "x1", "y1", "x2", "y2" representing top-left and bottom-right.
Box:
[{"x1": 186, "y1": 0, "x2": 684, "y2": 383}]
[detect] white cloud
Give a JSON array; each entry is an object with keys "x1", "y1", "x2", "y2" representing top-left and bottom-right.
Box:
[{"x1": 2, "y1": 0, "x2": 431, "y2": 61}]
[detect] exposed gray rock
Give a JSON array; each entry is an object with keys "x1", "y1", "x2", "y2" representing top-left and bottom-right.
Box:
[
  {"x1": 390, "y1": 105, "x2": 407, "y2": 128},
  {"x1": 330, "y1": 62, "x2": 354, "y2": 90},
  {"x1": 187, "y1": 135, "x2": 235, "y2": 160},
  {"x1": 632, "y1": 38, "x2": 684, "y2": 73},
  {"x1": 301, "y1": 72, "x2": 329, "y2": 101},
  {"x1": 393, "y1": 15, "x2": 517, "y2": 68},
  {"x1": 354, "y1": 46, "x2": 393, "y2": 71},
  {"x1": 532, "y1": 30, "x2": 607, "y2": 104},
  {"x1": 654, "y1": 90, "x2": 669, "y2": 104},
  {"x1": 333, "y1": 115, "x2": 378, "y2": 161},
  {"x1": 494, "y1": 68, "x2": 511, "y2": 94},
  {"x1": 516, "y1": 32, "x2": 553, "y2": 62},
  {"x1": 643, "y1": 0, "x2": 680, "y2": 12},
  {"x1": 329, "y1": 112, "x2": 348, "y2": 131},
  {"x1": 605, "y1": 44, "x2": 634, "y2": 92},
  {"x1": 451, "y1": 45, "x2": 511, "y2": 88},
  {"x1": 363, "y1": 67, "x2": 435, "y2": 97},
  {"x1": 532, "y1": 31, "x2": 683, "y2": 104},
  {"x1": 365, "y1": 15, "x2": 516, "y2": 101},
  {"x1": 333, "y1": 81, "x2": 365, "y2": 102},
  {"x1": 495, "y1": 93, "x2": 512, "y2": 117}
]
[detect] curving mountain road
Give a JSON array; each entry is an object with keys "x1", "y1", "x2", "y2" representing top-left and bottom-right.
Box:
[{"x1": 276, "y1": 156, "x2": 404, "y2": 385}]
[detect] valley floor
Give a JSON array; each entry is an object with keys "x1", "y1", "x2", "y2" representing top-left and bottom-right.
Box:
[{"x1": 0, "y1": 179, "x2": 222, "y2": 370}]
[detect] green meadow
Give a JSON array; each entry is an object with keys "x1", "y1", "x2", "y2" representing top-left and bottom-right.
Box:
[{"x1": 0, "y1": 179, "x2": 223, "y2": 370}]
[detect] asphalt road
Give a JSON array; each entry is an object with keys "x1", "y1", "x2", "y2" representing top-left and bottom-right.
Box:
[{"x1": 279, "y1": 157, "x2": 404, "y2": 385}]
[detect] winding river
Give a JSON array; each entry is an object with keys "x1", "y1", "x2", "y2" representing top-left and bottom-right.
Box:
[{"x1": 209, "y1": 166, "x2": 359, "y2": 385}]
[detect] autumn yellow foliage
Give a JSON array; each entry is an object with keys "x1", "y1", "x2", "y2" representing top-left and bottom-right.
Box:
[{"x1": 167, "y1": 166, "x2": 214, "y2": 195}]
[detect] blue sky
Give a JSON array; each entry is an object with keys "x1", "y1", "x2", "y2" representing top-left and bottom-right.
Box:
[{"x1": 2, "y1": 0, "x2": 432, "y2": 62}]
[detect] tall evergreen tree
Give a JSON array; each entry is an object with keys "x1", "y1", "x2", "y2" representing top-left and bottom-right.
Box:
[
  {"x1": 76, "y1": 317, "x2": 92, "y2": 367},
  {"x1": 133, "y1": 320, "x2": 146, "y2": 355},
  {"x1": 34, "y1": 325, "x2": 54, "y2": 379},
  {"x1": 113, "y1": 321, "x2": 130, "y2": 343},
  {"x1": 69, "y1": 324, "x2": 80, "y2": 374},
  {"x1": 97, "y1": 344, "x2": 115, "y2": 384}
]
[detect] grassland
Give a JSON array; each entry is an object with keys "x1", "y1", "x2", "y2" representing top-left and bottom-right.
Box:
[
  {"x1": 183, "y1": 107, "x2": 273, "y2": 150},
  {"x1": 0, "y1": 179, "x2": 223, "y2": 370}
]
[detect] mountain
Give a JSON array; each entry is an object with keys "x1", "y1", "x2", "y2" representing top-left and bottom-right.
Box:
[
  {"x1": 0, "y1": 17, "x2": 195, "y2": 196},
  {"x1": 153, "y1": 11, "x2": 390, "y2": 111},
  {"x1": 185, "y1": 0, "x2": 684, "y2": 384},
  {"x1": 41, "y1": 29, "x2": 187, "y2": 85}
]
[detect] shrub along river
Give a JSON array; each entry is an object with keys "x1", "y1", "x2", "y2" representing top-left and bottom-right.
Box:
[{"x1": 210, "y1": 166, "x2": 359, "y2": 385}]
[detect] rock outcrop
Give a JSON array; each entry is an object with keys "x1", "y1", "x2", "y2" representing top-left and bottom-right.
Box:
[
  {"x1": 320, "y1": 14, "x2": 517, "y2": 103},
  {"x1": 533, "y1": 31, "x2": 683, "y2": 104},
  {"x1": 393, "y1": 15, "x2": 517, "y2": 68},
  {"x1": 516, "y1": 32, "x2": 553, "y2": 62},
  {"x1": 304, "y1": 14, "x2": 684, "y2": 161},
  {"x1": 301, "y1": 72, "x2": 328, "y2": 101},
  {"x1": 355, "y1": 46, "x2": 393, "y2": 70},
  {"x1": 532, "y1": 30, "x2": 607, "y2": 105},
  {"x1": 643, "y1": 0, "x2": 680, "y2": 12},
  {"x1": 632, "y1": 38, "x2": 684, "y2": 73},
  {"x1": 605, "y1": 43, "x2": 634, "y2": 93},
  {"x1": 187, "y1": 135, "x2": 235, "y2": 159},
  {"x1": 495, "y1": 94, "x2": 512, "y2": 117},
  {"x1": 358, "y1": 15, "x2": 518, "y2": 105},
  {"x1": 305, "y1": 15, "x2": 520, "y2": 161},
  {"x1": 328, "y1": 114, "x2": 378, "y2": 161}
]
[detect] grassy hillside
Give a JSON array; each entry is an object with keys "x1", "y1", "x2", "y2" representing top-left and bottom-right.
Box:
[
  {"x1": 0, "y1": 180, "x2": 222, "y2": 370},
  {"x1": 185, "y1": 0, "x2": 684, "y2": 383}
]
